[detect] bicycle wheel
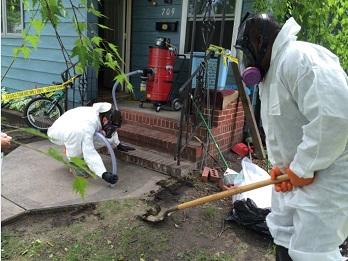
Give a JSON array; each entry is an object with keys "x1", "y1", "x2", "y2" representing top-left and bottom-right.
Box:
[{"x1": 24, "y1": 97, "x2": 63, "y2": 131}]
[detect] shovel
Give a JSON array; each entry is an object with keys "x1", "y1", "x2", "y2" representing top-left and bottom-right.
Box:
[{"x1": 141, "y1": 174, "x2": 288, "y2": 223}]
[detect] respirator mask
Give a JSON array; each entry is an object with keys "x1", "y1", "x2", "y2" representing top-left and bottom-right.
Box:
[
  {"x1": 236, "y1": 49, "x2": 262, "y2": 86},
  {"x1": 102, "y1": 109, "x2": 122, "y2": 138},
  {"x1": 235, "y1": 14, "x2": 271, "y2": 86}
]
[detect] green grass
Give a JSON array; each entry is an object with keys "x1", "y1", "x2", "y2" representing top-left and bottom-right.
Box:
[
  {"x1": 1, "y1": 197, "x2": 275, "y2": 261},
  {"x1": 201, "y1": 205, "x2": 217, "y2": 220},
  {"x1": 1, "y1": 199, "x2": 170, "y2": 261}
]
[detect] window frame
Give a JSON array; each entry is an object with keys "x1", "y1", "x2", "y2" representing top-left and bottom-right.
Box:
[
  {"x1": 179, "y1": 0, "x2": 243, "y2": 56},
  {"x1": 1, "y1": 0, "x2": 24, "y2": 38}
]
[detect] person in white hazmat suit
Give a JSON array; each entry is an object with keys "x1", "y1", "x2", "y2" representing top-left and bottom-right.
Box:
[
  {"x1": 235, "y1": 14, "x2": 348, "y2": 260},
  {"x1": 47, "y1": 102, "x2": 134, "y2": 185}
]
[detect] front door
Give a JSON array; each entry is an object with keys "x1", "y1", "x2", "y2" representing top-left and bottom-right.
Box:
[{"x1": 99, "y1": 0, "x2": 130, "y2": 96}]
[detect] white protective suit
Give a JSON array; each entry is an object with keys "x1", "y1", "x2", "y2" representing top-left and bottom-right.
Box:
[
  {"x1": 259, "y1": 18, "x2": 348, "y2": 260},
  {"x1": 47, "y1": 102, "x2": 120, "y2": 177}
]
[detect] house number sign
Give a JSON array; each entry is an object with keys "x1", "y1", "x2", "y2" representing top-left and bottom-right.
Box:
[{"x1": 161, "y1": 7, "x2": 175, "y2": 16}]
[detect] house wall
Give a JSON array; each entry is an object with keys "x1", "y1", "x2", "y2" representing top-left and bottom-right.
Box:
[
  {"x1": 130, "y1": 0, "x2": 183, "y2": 98},
  {"x1": 1, "y1": 0, "x2": 256, "y2": 105},
  {"x1": 1, "y1": 0, "x2": 87, "y2": 106}
]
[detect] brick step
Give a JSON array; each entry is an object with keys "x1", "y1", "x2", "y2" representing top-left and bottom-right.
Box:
[
  {"x1": 121, "y1": 108, "x2": 180, "y2": 134},
  {"x1": 114, "y1": 143, "x2": 196, "y2": 178},
  {"x1": 117, "y1": 123, "x2": 203, "y2": 162},
  {"x1": 120, "y1": 108, "x2": 210, "y2": 138}
]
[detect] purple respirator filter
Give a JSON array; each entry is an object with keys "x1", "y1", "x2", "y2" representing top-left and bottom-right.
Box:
[{"x1": 241, "y1": 67, "x2": 262, "y2": 86}]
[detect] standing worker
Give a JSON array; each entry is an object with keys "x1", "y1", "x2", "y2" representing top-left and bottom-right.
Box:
[
  {"x1": 235, "y1": 14, "x2": 348, "y2": 260},
  {"x1": 48, "y1": 102, "x2": 133, "y2": 185}
]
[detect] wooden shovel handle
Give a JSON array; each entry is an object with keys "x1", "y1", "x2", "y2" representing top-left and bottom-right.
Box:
[{"x1": 177, "y1": 174, "x2": 289, "y2": 210}]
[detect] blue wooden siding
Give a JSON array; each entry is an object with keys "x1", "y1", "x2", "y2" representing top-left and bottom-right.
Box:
[
  {"x1": 130, "y1": 0, "x2": 183, "y2": 98},
  {"x1": 1, "y1": 0, "x2": 87, "y2": 105}
]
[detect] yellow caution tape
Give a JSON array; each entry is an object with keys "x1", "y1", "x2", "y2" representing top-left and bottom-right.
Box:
[
  {"x1": 207, "y1": 44, "x2": 239, "y2": 64},
  {"x1": 1, "y1": 75, "x2": 79, "y2": 102}
]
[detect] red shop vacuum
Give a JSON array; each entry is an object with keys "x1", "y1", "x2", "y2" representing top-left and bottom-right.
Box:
[{"x1": 140, "y1": 37, "x2": 182, "y2": 112}]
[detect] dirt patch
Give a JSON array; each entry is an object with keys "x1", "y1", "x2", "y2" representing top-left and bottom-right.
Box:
[{"x1": 2, "y1": 176, "x2": 275, "y2": 261}]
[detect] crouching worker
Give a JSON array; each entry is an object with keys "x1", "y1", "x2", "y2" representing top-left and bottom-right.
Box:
[{"x1": 47, "y1": 102, "x2": 129, "y2": 185}]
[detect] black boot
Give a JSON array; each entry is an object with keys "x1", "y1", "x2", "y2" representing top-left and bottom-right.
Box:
[{"x1": 275, "y1": 245, "x2": 292, "y2": 261}]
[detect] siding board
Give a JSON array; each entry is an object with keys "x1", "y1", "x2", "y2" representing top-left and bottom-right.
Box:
[
  {"x1": 3, "y1": 68, "x2": 66, "y2": 86},
  {"x1": 1, "y1": 36, "x2": 76, "y2": 50},
  {"x1": 1, "y1": 57, "x2": 75, "y2": 75}
]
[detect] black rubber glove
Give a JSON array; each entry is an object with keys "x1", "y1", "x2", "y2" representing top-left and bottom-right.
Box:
[
  {"x1": 117, "y1": 143, "x2": 135, "y2": 152},
  {"x1": 102, "y1": 172, "x2": 118, "y2": 184}
]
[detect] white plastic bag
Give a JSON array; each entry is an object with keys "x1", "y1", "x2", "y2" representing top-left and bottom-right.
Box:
[{"x1": 233, "y1": 157, "x2": 272, "y2": 208}]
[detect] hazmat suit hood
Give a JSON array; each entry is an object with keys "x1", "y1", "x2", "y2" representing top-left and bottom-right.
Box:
[
  {"x1": 92, "y1": 102, "x2": 112, "y2": 114},
  {"x1": 270, "y1": 18, "x2": 301, "y2": 64}
]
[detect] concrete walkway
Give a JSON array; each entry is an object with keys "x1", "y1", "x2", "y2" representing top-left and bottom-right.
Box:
[{"x1": 1, "y1": 140, "x2": 167, "y2": 224}]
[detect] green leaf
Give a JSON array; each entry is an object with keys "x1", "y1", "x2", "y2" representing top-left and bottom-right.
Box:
[
  {"x1": 22, "y1": 128, "x2": 48, "y2": 139},
  {"x1": 115, "y1": 74, "x2": 133, "y2": 93},
  {"x1": 75, "y1": 63, "x2": 85, "y2": 74},
  {"x1": 13, "y1": 47, "x2": 21, "y2": 57},
  {"x1": 69, "y1": 156, "x2": 89, "y2": 170},
  {"x1": 338, "y1": 8, "x2": 344, "y2": 16},
  {"x1": 88, "y1": 7, "x2": 105, "y2": 18},
  {"x1": 105, "y1": 61, "x2": 116, "y2": 70},
  {"x1": 91, "y1": 36, "x2": 103, "y2": 47},
  {"x1": 105, "y1": 52, "x2": 113, "y2": 62},
  {"x1": 25, "y1": 35, "x2": 40, "y2": 48},
  {"x1": 31, "y1": 19, "x2": 45, "y2": 34},
  {"x1": 21, "y1": 46, "x2": 31, "y2": 59},
  {"x1": 97, "y1": 24, "x2": 111, "y2": 30},
  {"x1": 72, "y1": 176, "x2": 88, "y2": 198},
  {"x1": 47, "y1": 147, "x2": 66, "y2": 163},
  {"x1": 107, "y1": 42, "x2": 118, "y2": 54},
  {"x1": 114, "y1": 74, "x2": 125, "y2": 84}
]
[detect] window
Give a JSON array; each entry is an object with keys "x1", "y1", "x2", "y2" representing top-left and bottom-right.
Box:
[
  {"x1": 184, "y1": 0, "x2": 235, "y2": 52},
  {"x1": 1, "y1": 0, "x2": 23, "y2": 36}
]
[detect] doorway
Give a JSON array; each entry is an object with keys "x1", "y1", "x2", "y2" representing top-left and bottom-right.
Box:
[{"x1": 98, "y1": 0, "x2": 131, "y2": 99}]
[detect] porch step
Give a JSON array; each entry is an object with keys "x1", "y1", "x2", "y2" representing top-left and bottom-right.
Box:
[
  {"x1": 118, "y1": 123, "x2": 203, "y2": 162},
  {"x1": 115, "y1": 143, "x2": 196, "y2": 178},
  {"x1": 121, "y1": 106, "x2": 180, "y2": 135}
]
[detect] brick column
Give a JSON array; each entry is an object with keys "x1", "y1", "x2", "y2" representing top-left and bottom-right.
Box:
[{"x1": 200, "y1": 90, "x2": 245, "y2": 156}]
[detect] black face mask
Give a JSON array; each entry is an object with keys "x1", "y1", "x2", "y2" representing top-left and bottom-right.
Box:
[
  {"x1": 235, "y1": 14, "x2": 280, "y2": 79},
  {"x1": 103, "y1": 122, "x2": 118, "y2": 138},
  {"x1": 101, "y1": 109, "x2": 122, "y2": 138},
  {"x1": 236, "y1": 21, "x2": 265, "y2": 70}
]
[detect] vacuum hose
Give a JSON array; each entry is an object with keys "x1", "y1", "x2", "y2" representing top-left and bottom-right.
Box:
[
  {"x1": 112, "y1": 70, "x2": 144, "y2": 110},
  {"x1": 94, "y1": 132, "x2": 117, "y2": 186}
]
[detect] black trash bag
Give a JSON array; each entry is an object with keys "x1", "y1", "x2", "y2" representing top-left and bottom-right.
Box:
[{"x1": 225, "y1": 198, "x2": 272, "y2": 237}]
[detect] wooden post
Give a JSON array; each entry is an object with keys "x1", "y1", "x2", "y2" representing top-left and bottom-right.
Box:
[{"x1": 231, "y1": 62, "x2": 266, "y2": 159}]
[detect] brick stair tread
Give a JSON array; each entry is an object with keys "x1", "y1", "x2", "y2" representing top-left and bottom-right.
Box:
[
  {"x1": 115, "y1": 143, "x2": 196, "y2": 177},
  {"x1": 118, "y1": 123, "x2": 201, "y2": 149}
]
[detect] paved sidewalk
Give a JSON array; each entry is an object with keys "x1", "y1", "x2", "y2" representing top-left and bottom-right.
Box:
[{"x1": 1, "y1": 140, "x2": 167, "y2": 223}]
